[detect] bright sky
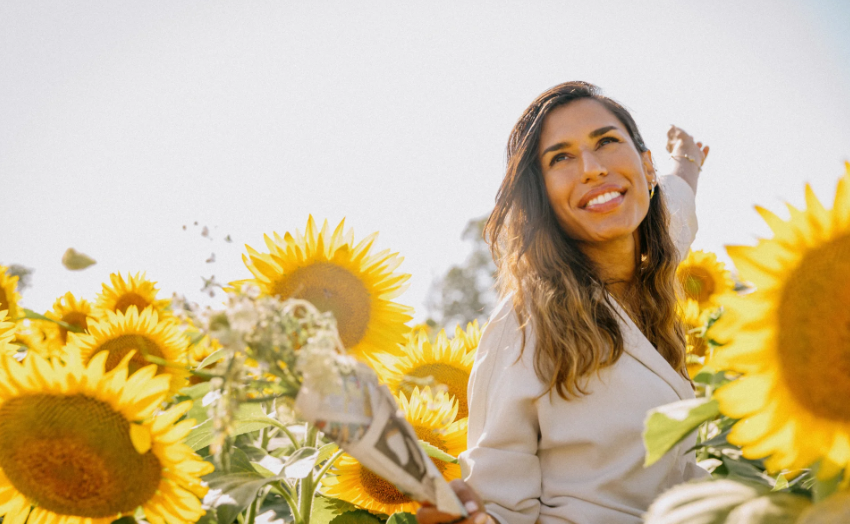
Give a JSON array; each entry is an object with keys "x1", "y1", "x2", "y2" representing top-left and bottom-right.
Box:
[{"x1": 2, "y1": 1, "x2": 849, "y2": 321}]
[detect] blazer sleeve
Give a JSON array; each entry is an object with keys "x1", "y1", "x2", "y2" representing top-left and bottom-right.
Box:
[
  {"x1": 660, "y1": 174, "x2": 698, "y2": 262},
  {"x1": 459, "y1": 300, "x2": 542, "y2": 524}
]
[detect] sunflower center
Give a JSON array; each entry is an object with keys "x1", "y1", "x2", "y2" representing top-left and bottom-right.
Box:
[
  {"x1": 358, "y1": 427, "x2": 449, "y2": 505},
  {"x1": 0, "y1": 288, "x2": 10, "y2": 314},
  {"x1": 272, "y1": 262, "x2": 371, "y2": 349},
  {"x1": 408, "y1": 364, "x2": 470, "y2": 419},
  {"x1": 0, "y1": 394, "x2": 161, "y2": 517},
  {"x1": 97, "y1": 334, "x2": 165, "y2": 374},
  {"x1": 114, "y1": 293, "x2": 151, "y2": 314},
  {"x1": 60, "y1": 312, "x2": 89, "y2": 344},
  {"x1": 681, "y1": 268, "x2": 716, "y2": 304},
  {"x1": 777, "y1": 233, "x2": 850, "y2": 421}
]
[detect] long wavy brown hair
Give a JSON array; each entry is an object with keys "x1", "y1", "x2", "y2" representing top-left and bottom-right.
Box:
[{"x1": 485, "y1": 81, "x2": 688, "y2": 399}]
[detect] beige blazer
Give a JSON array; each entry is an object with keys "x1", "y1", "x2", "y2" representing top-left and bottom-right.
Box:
[{"x1": 460, "y1": 175, "x2": 708, "y2": 524}]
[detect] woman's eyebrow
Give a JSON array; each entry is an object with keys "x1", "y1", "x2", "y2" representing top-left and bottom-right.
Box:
[{"x1": 540, "y1": 126, "x2": 619, "y2": 157}]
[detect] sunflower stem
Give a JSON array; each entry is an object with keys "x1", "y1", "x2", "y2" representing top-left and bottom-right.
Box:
[
  {"x1": 299, "y1": 424, "x2": 319, "y2": 524},
  {"x1": 240, "y1": 418, "x2": 301, "y2": 448},
  {"x1": 312, "y1": 449, "x2": 344, "y2": 493},
  {"x1": 245, "y1": 492, "x2": 259, "y2": 524},
  {"x1": 274, "y1": 481, "x2": 302, "y2": 524},
  {"x1": 142, "y1": 354, "x2": 223, "y2": 379}
]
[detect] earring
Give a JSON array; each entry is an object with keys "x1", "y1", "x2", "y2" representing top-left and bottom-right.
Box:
[{"x1": 649, "y1": 183, "x2": 656, "y2": 199}]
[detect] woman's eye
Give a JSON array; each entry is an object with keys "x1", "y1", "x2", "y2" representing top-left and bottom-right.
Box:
[
  {"x1": 550, "y1": 153, "x2": 570, "y2": 166},
  {"x1": 598, "y1": 136, "x2": 620, "y2": 147}
]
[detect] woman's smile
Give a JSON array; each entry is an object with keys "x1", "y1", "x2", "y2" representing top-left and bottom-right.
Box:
[{"x1": 579, "y1": 184, "x2": 627, "y2": 212}]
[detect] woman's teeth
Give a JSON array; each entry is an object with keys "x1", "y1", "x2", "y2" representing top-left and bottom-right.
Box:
[{"x1": 586, "y1": 191, "x2": 621, "y2": 207}]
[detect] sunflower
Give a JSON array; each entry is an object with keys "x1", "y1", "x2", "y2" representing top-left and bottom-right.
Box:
[
  {"x1": 676, "y1": 249, "x2": 735, "y2": 310},
  {"x1": 0, "y1": 312, "x2": 15, "y2": 355},
  {"x1": 712, "y1": 164, "x2": 850, "y2": 478},
  {"x1": 0, "y1": 349, "x2": 213, "y2": 524},
  {"x1": 451, "y1": 320, "x2": 483, "y2": 354},
  {"x1": 66, "y1": 306, "x2": 190, "y2": 395},
  {"x1": 371, "y1": 330, "x2": 474, "y2": 420},
  {"x1": 10, "y1": 319, "x2": 62, "y2": 360},
  {"x1": 45, "y1": 292, "x2": 95, "y2": 347},
  {"x1": 321, "y1": 387, "x2": 467, "y2": 515},
  {"x1": 95, "y1": 272, "x2": 172, "y2": 320},
  {"x1": 0, "y1": 266, "x2": 22, "y2": 322},
  {"x1": 679, "y1": 299, "x2": 710, "y2": 378},
  {"x1": 236, "y1": 216, "x2": 413, "y2": 359}
]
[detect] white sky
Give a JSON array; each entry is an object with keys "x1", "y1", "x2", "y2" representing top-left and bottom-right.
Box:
[{"x1": 2, "y1": 1, "x2": 849, "y2": 321}]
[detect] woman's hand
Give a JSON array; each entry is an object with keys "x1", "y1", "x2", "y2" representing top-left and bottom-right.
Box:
[
  {"x1": 666, "y1": 125, "x2": 709, "y2": 194},
  {"x1": 416, "y1": 480, "x2": 496, "y2": 524}
]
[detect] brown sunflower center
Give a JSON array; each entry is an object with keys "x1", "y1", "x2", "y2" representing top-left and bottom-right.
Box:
[
  {"x1": 681, "y1": 268, "x2": 716, "y2": 304},
  {"x1": 777, "y1": 233, "x2": 850, "y2": 421},
  {"x1": 408, "y1": 364, "x2": 470, "y2": 419},
  {"x1": 272, "y1": 262, "x2": 371, "y2": 349},
  {"x1": 97, "y1": 334, "x2": 165, "y2": 374},
  {"x1": 0, "y1": 287, "x2": 10, "y2": 315},
  {"x1": 0, "y1": 394, "x2": 161, "y2": 517},
  {"x1": 60, "y1": 312, "x2": 90, "y2": 344},
  {"x1": 358, "y1": 427, "x2": 449, "y2": 505},
  {"x1": 114, "y1": 293, "x2": 151, "y2": 314}
]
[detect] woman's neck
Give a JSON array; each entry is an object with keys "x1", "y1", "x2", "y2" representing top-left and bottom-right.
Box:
[{"x1": 578, "y1": 233, "x2": 640, "y2": 300}]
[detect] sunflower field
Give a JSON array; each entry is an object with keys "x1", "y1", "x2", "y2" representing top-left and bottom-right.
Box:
[{"x1": 2, "y1": 165, "x2": 850, "y2": 524}]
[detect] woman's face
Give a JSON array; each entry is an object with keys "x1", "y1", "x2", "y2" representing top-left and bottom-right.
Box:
[{"x1": 537, "y1": 98, "x2": 655, "y2": 246}]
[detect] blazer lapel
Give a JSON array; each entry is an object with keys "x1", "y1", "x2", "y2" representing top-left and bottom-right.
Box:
[{"x1": 611, "y1": 300, "x2": 693, "y2": 400}]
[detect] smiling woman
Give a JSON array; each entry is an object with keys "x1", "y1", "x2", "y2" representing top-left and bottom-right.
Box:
[{"x1": 417, "y1": 81, "x2": 709, "y2": 524}]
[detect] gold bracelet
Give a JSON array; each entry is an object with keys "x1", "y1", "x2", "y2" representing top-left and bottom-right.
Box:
[{"x1": 671, "y1": 154, "x2": 702, "y2": 172}]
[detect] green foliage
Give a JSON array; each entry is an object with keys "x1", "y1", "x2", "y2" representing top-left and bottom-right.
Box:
[
  {"x1": 426, "y1": 216, "x2": 496, "y2": 329},
  {"x1": 311, "y1": 495, "x2": 382, "y2": 524},
  {"x1": 644, "y1": 479, "x2": 765, "y2": 524},
  {"x1": 419, "y1": 440, "x2": 458, "y2": 464},
  {"x1": 186, "y1": 402, "x2": 275, "y2": 451},
  {"x1": 5, "y1": 264, "x2": 33, "y2": 291},
  {"x1": 386, "y1": 513, "x2": 418, "y2": 524},
  {"x1": 643, "y1": 398, "x2": 720, "y2": 466}
]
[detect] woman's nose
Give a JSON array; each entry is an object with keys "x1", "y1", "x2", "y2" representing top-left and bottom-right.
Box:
[{"x1": 581, "y1": 152, "x2": 608, "y2": 183}]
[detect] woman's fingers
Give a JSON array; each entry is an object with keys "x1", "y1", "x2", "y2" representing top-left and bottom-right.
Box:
[{"x1": 416, "y1": 480, "x2": 493, "y2": 524}]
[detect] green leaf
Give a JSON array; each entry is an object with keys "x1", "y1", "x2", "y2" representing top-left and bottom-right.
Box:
[
  {"x1": 419, "y1": 440, "x2": 458, "y2": 464},
  {"x1": 281, "y1": 447, "x2": 319, "y2": 479},
  {"x1": 386, "y1": 512, "x2": 418, "y2": 524},
  {"x1": 22, "y1": 308, "x2": 83, "y2": 333},
  {"x1": 197, "y1": 348, "x2": 228, "y2": 370},
  {"x1": 316, "y1": 442, "x2": 340, "y2": 464},
  {"x1": 643, "y1": 398, "x2": 720, "y2": 466},
  {"x1": 186, "y1": 403, "x2": 274, "y2": 451},
  {"x1": 721, "y1": 455, "x2": 771, "y2": 486},
  {"x1": 181, "y1": 381, "x2": 213, "y2": 400},
  {"x1": 772, "y1": 473, "x2": 789, "y2": 492},
  {"x1": 328, "y1": 510, "x2": 383, "y2": 524},
  {"x1": 644, "y1": 479, "x2": 765, "y2": 524},
  {"x1": 724, "y1": 493, "x2": 811, "y2": 524},
  {"x1": 812, "y1": 467, "x2": 842, "y2": 503},
  {"x1": 310, "y1": 495, "x2": 364, "y2": 524},
  {"x1": 203, "y1": 449, "x2": 271, "y2": 524}
]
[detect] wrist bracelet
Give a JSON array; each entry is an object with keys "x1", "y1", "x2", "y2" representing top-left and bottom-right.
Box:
[{"x1": 671, "y1": 154, "x2": 702, "y2": 172}]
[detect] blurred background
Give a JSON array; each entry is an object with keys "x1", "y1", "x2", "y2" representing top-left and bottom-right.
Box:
[{"x1": 2, "y1": 0, "x2": 849, "y2": 328}]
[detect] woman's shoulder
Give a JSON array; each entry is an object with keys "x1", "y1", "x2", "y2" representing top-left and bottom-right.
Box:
[{"x1": 478, "y1": 293, "x2": 536, "y2": 366}]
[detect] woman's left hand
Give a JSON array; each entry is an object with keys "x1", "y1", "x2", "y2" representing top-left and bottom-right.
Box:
[
  {"x1": 666, "y1": 125, "x2": 708, "y2": 194},
  {"x1": 666, "y1": 125, "x2": 709, "y2": 166}
]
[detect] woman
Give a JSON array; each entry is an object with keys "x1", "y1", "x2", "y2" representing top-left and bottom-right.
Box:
[{"x1": 419, "y1": 81, "x2": 710, "y2": 524}]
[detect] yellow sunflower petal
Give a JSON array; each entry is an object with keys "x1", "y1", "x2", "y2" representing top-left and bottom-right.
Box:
[
  {"x1": 236, "y1": 217, "x2": 413, "y2": 360},
  {"x1": 716, "y1": 166, "x2": 850, "y2": 473},
  {"x1": 0, "y1": 352, "x2": 209, "y2": 524}
]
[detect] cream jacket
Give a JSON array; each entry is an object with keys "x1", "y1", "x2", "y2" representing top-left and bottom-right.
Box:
[{"x1": 460, "y1": 175, "x2": 709, "y2": 524}]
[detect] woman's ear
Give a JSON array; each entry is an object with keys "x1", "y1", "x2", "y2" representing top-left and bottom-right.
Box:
[{"x1": 641, "y1": 150, "x2": 656, "y2": 186}]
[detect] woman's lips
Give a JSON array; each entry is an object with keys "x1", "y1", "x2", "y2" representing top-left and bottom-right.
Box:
[{"x1": 583, "y1": 191, "x2": 625, "y2": 212}]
